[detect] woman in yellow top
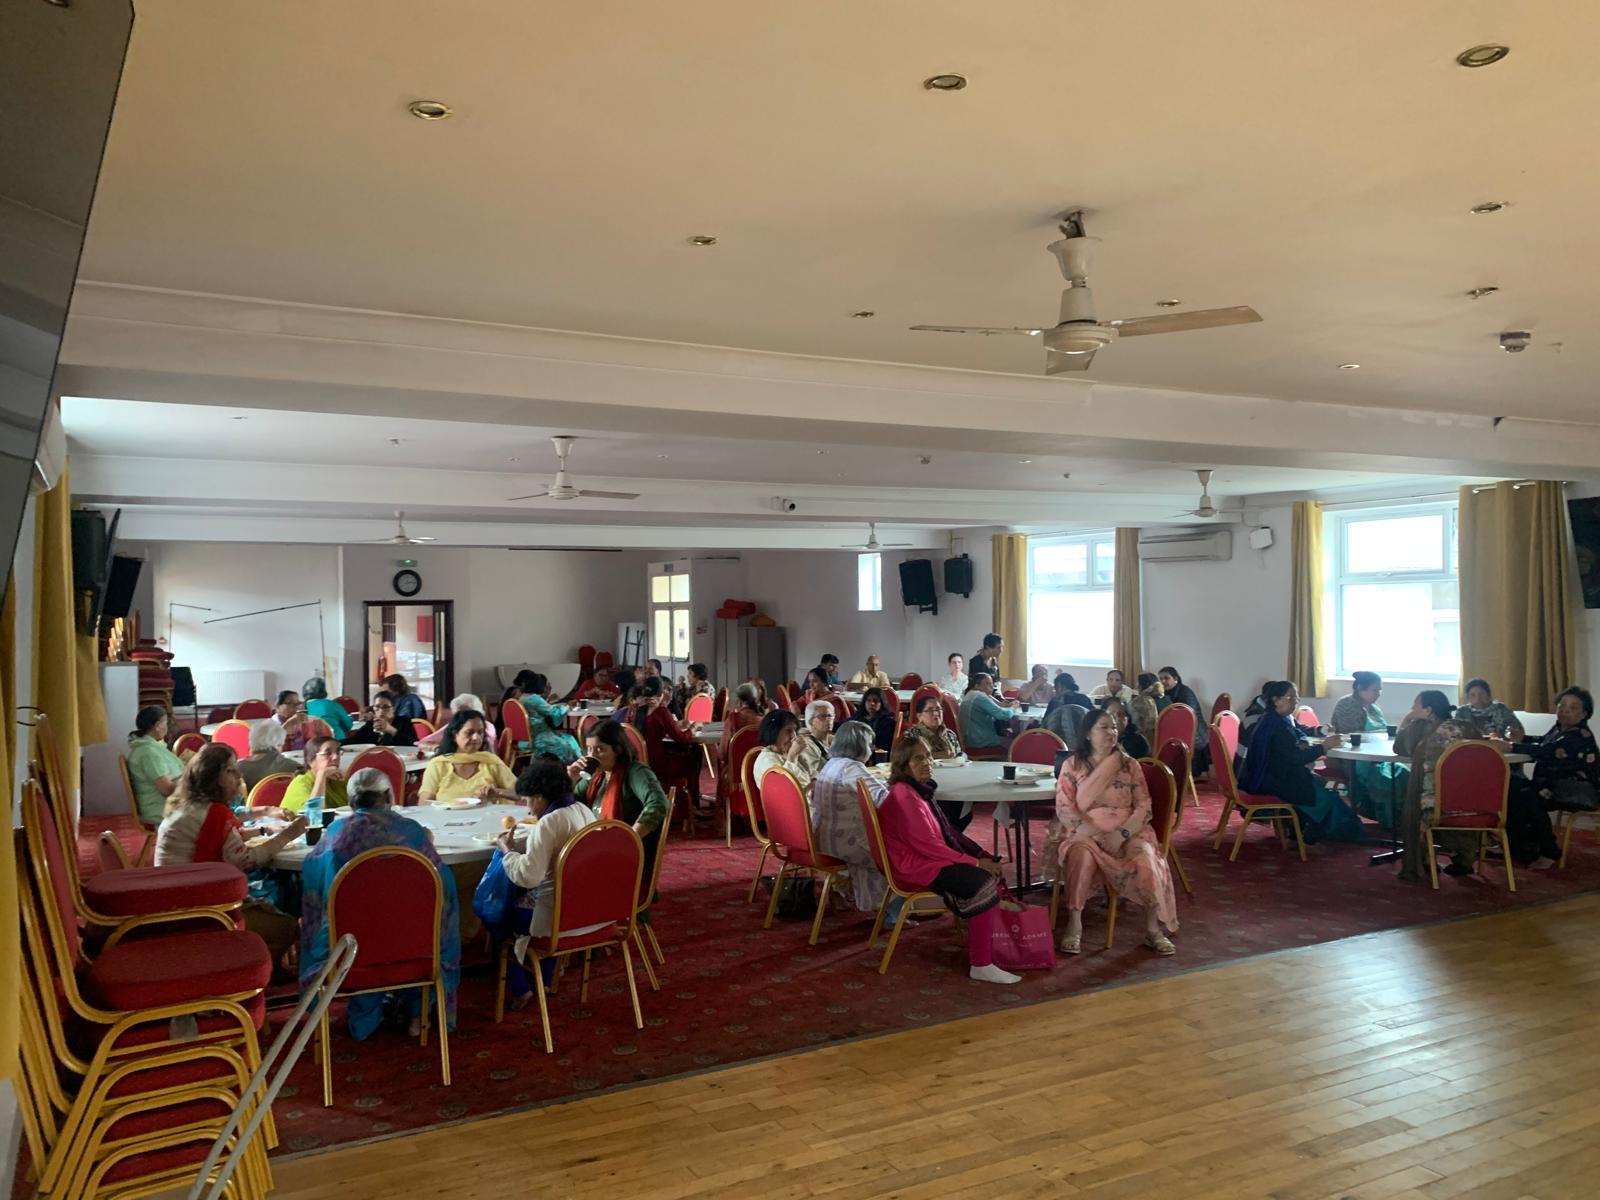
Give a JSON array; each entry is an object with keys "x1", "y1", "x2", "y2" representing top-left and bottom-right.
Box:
[
  {"x1": 419, "y1": 710, "x2": 518, "y2": 803},
  {"x1": 282, "y1": 736, "x2": 349, "y2": 812}
]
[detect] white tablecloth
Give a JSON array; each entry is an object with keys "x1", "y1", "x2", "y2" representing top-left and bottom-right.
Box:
[{"x1": 262, "y1": 800, "x2": 527, "y2": 872}]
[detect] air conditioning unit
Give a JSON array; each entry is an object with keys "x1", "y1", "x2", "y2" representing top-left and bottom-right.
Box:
[{"x1": 1136, "y1": 529, "x2": 1233, "y2": 563}]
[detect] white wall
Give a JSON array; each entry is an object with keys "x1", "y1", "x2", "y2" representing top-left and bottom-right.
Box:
[{"x1": 149, "y1": 542, "x2": 342, "y2": 705}]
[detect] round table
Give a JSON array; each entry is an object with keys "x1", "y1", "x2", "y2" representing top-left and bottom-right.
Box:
[{"x1": 262, "y1": 800, "x2": 525, "y2": 872}]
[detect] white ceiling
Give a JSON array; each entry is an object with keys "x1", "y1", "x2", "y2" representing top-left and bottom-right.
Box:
[{"x1": 55, "y1": 1, "x2": 1587, "y2": 546}]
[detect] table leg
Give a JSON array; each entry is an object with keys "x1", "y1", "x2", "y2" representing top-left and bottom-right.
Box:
[{"x1": 1367, "y1": 764, "x2": 1404, "y2": 866}]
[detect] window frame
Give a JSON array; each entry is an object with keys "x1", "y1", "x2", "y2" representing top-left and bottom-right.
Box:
[
  {"x1": 856, "y1": 551, "x2": 883, "y2": 613},
  {"x1": 1026, "y1": 531, "x2": 1115, "y2": 668},
  {"x1": 1326, "y1": 501, "x2": 1460, "y2": 682}
]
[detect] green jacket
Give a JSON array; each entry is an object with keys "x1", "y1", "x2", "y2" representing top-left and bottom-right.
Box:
[{"x1": 575, "y1": 761, "x2": 668, "y2": 833}]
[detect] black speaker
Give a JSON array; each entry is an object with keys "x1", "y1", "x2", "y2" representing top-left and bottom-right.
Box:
[
  {"x1": 943, "y1": 554, "x2": 973, "y2": 598},
  {"x1": 898, "y1": 558, "x2": 938, "y2": 613},
  {"x1": 101, "y1": 554, "x2": 142, "y2": 619},
  {"x1": 170, "y1": 667, "x2": 196, "y2": 709},
  {"x1": 71, "y1": 509, "x2": 110, "y2": 591}
]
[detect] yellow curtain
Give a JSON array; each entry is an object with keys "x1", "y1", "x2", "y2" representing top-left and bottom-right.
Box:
[
  {"x1": 991, "y1": 533, "x2": 1029, "y2": 679},
  {"x1": 1287, "y1": 501, "x2": 1327, "y2": 697},
  {"x1": 1112, "y1": 528, "x2": 1143, "y2": 677},
  {"x1": 1458, "y1": 481, "x2": 1576, "y2": 710},
  {"x1": 0, "y1": 578, "x2": 17, "y2": 1082}
]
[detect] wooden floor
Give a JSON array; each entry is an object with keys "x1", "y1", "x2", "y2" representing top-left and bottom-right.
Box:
[{"x1": 267, "y1": 896, "x2": 1600, "y2": 1200}]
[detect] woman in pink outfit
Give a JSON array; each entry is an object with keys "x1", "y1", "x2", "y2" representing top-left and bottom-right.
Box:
[
  {"x1": 1053, "y1": 707, "x2": 1178, "y2": 957},
  {"x1": 876, "y1": 736, "x2": 1022, "y2": 984}
]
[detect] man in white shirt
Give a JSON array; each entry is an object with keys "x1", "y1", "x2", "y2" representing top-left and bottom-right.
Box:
[
  {"x1": 848, "y1": 655, "x2": 893, "y2": 690},
  {"x1": 1089, "y1": 669, "x2": 1136, "y2": 706},
  {"x1": 938, "y1": 653, "x2": 969, "y2": 696}
]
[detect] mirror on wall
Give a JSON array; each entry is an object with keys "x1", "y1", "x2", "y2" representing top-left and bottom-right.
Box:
[{"x1": 0, "y1": 0, "x2": 135, "y2": 588}]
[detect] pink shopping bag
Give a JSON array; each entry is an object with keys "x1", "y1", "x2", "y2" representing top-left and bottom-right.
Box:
[{"x1": 988, "y1": 897, "x2": 1056, "y2": 972}]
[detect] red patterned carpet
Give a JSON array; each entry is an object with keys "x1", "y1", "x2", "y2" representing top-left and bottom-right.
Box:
[{"x1": 259, "y1": 785, "x2": 1600, "y2": 1156}]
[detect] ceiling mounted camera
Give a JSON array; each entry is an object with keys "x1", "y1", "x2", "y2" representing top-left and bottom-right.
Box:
[
  {"x1": 1498, "y1": 330, "x2": 1532, "y2": 354},
  {"x1": 771, "y1": 497, "x2": 798, "y2": 513}
]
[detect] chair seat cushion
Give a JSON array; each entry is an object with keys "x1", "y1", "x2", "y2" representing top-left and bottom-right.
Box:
[
  {"x1": 1238, "y1": 792, "x2": 1290, "y2": 809},
  {"x1": 84, "y1": 863, "x2": 247, "y2": 917},
  {"x1": 84, "y1": 929, "x2": 270, "y2": 1011},
  {"x1": 779, "y1": 846, "x2": 845, "y2": 870},
  {"x1": 106, "y1": 1095, "x2": 233, "y2": 1141},
  {"x1": 530, "y1": 923, "x2": 625, "y2": 956},
  {"x1": 343, "y1": 957, "x2": 437, "y2": 991},
  {"x1": 1436, "y1": 813, "x2": 1498, "y2": 829},
  {"x1": 73, "y1": 994, "x2": 267, "y2": 1063},
  {"x1": 102, "y1": 1137, "x2": 215, "y2": 1186}
]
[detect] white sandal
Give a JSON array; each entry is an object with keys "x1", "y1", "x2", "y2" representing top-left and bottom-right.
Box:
[
  {"x1": 1144, "y1": 932, "x2": 1176, "y2": 956},
  {"x1": 1057, "y1": 932, "x2": 1082, "y2": 955}
]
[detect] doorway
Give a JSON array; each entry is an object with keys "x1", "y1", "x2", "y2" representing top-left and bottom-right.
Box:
[{"x1": 364, "y1": 600, "x2": 454, "y2": 712}]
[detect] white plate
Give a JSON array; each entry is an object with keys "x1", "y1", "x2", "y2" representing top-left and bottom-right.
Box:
[
  {"x1": 997, "y1": 775, "x2": 1046, "y2": 786},
  {"x1": 430, "y1": 798, "x2": 483, "y2": 810},
  {"x1": 932, "y1": 757, "x2": 968, "y2": 769}
]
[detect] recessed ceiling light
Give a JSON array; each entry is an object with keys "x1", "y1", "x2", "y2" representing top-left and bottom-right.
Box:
[
  {"x1": 850, "y1": 310, "x2": 876, "y2": 319},
  {"x1": 686, "y1": 235, "x2": 718, "y2": 247},
  {"x1": 1469, "y1": 200, "x2": 1509, "y2": 214},
  {"x1": 1455, "y1": 44, "x2": 1510, "y2": 68},
  {"x1": 918, "y1": 455, "x2": 932, "y2": 465},
  {"x1": 407, "y1": 99, "x2": 453, "y2": 121},
  {"x1": 508, "y1": 456, "x2": 521, "y2": 463},
  {"x1": 923, "y1": 73, "x2": 967, "y2": 91},
  {"x1": 816, "y1": 449, "x2": 827, "y2": 455},
  {"x1": 1337, "y1": 363, "x2": 1361, "y2": 370},
  {"x1": 656, "y1": 454, "x2": 669, "y2": 459},
  {"x1": 1018, "y1": 459, "x2": 1033, "y2": 464},
  {"x1": 1467, "y1": 286, "x2": 1500, "y2": 300},
  {"x1": 230, "y1": 415, "x2": 247, "y2": 421},
  {"x1": 1155, "y1": 299, "x2": 1182, "y2": 308}
]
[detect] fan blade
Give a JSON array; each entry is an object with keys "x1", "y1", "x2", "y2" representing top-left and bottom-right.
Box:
[
  {"x1": 355, "y1": 537, "x2": 401, "y2": 543},
  {"x1": 1046, "y1": 348, "x2": 1094, "y2": 374},
  {"x1": 1110, "y1": 306, "x2": 1262, "y2": 338},
  {"x1": 408, "y1": 536, "x2": 437, "y2": 543},
  {"x1": 881, "y1": 542, "x2": 915, "y2": 547},
  {"x1": 909, "y1": 325, "x2": 1046, "y2": 336},
  {"x1": 576, "y1": 489, "x2": 640, "y2": 500},
  {"x1": 506, "y1": 490, "x2": 553, "y2": 501}
]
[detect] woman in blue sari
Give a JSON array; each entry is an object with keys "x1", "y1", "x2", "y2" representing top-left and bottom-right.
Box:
[
  {"x1": 1329, "y1": 671, "x2": 1402, "y2": 827},
  {"x1": 1242, "y1": 681, "x2": 1366, "y2": 844},
  {"x1": 513, "y1": 670, "x2": 582, "y2": 763},
  {"x1": 300, "y1": 767, "x2": 460, "y2": 1038}
]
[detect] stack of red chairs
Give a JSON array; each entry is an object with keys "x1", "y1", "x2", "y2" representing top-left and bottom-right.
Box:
[
  {"x1": 128, "y1": 639, "x2": 175, "y2": 714},
  {"x1": 14, "y1": 717, "x2": 278, "y2": 1196},
  {"x1": 714, "y1": 599, "x2": 757, "y2": 620}
]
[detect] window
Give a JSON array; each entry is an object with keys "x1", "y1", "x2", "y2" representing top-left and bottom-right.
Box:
[
  {"x1": 1028, "y1": 534, "x2": 1114, "y2": 666},
  {"x1": 647, "y1": 561, "x2": 691, "y2": 672},
  {"x1": 1327, "y1": 503, "x2": 1459, "y2": 680},
  {"x1": 857, "y1": 552, "x2": 882, "y2": 612}
]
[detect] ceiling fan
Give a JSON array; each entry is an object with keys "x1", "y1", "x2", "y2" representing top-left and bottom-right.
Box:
[
  {"x1": 507, "y1": 436, "x2": 640, "y2": 502},
  {"x1": 1170, "y1": 470, "x2": 1244, "y2": 520},
  {"x1": 910, "y1": 211, "x2": 1261, "y2": 373},
  {"x1": 840, "y1": 522, "x2": 913, "y2": 551},
  {"x1": 359, "y1": 511, "x2": 436, "y2": 545}
]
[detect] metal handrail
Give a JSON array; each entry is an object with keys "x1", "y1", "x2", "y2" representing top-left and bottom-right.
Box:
[{"x1": 187, "y1": 933, "x2": 359, "y2": 1200}]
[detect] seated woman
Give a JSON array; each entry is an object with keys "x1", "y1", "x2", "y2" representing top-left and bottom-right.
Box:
[
  {"x1": 1051, "y1": 708, "x2": 1179, "y2": 956},
  {"x1": 905, "y1": 694, "x2": 962, "y2": 761},
  {"x1": 511, "y1": 671, "x2": 583, "y2": 763},
  {"x1": 797, "y1": 700, "x2": 835, "y2": 781},
  {"x1": 1240, "y1": 681, "x2": 1364, "y2": 843},
  {"x1": 418, "y1": 710, "x2": 519, "y2": 804},
  {"x1": 1455, "y1": 678, "x2": 1525, "y2": 741},
  {"x1": 1016, "y1": 664, "x2": 1056, "y2": 706},
  {"x1": 1329, "y1": 671, "x2": 1397, "y2": 825},
  {"x1": 494, "y1": 758, "x2": 602, "y2": 1008},
  {"x1": 1099, "y1": 697, "x2": 1150, "y2": 759},
  {"x1": 1508, "y1": 686, "x2": 1597, "y2": 866},
  {"x1": 937, "y1": 653, "x2": 968, "y2": 697},
  {"x1": 877, "y1": 737, "x2": 1020, "y2": 985},
  {"x1": 958, "y1": 674, "x2": 1019, "y2": 756},
  {"x1": 238, "y1": 718, "x2": 305, "y2": 794},
  {"x1": 418, "y1": 694, "x2": 494, "y2": 747},
  {"x1": 1046, "y1": 673, "x2": 1096, "y2": 714},
  {"x1": 719, "y1": 682, "x2": 765, "y2": 769},
  {"x1": 749, "y1": 677, "x2": 778, "y2": 713},
  {"x1": 125, "y1": 705, "x2": 185, "y2": 825},
  {"x1": 799, "y1": 668, "x2": 834, "y2": 708},
  {"x1": 154, "y1": 743, "x2": 306, "y2": 968},
  {"x1": 1131, "y1": 674, "x2": 1164, "y2": 748},
  {"x1": 283, "y1": 736, "x2": 349, "y2": 812},
  {"x1": 344, "y1": 692, "x2": 420, "y2": 747},
  {"x1": 672, "y1": 662, "x2": 715, "y2": 715},
  {"x1": 383, "y1": 673, "x2": 428, "y2": 722},
  {"x1": 300, "y1": 767, "x2": 460, "y2": 1038},
  {"x1": 1156, "y1": 666, "x2": 1210, "y2": 773},
  {"x1": 808, "y1": 721, "x2": 891, "y2": 914},
  {"x1": 1397, "y1": 711, "x2": 1480, "y2": 882},
  {"x1": 631, "y1": 677, "x2": 702, "y2": 807},
  {"x1": 574, "y1": 667, "x2": 619, "y2": 704},
  {"x1": 301, "y1": 676, "x2": 353, "y2": 741},
  {"x1": 752, "y1": 709, "x2": 817, "y2": 793},
  {"x1": 853, "y1": 687, "x2": 898, "y2": 757},
  {"x1": 571, "y1": 721, "x2": 669, "y2": 906}
]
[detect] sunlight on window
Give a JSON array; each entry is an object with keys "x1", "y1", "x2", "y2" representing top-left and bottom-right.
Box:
[
  {"x1": 1028, "y1": 534, "x2": 1114, "y2": 665},
  {"x1": 857, "y1": 552, "x2": 882, "y2": 612},
  {"x1": 1331, "y1": 504, "x2": 1459, "y2": 679}
]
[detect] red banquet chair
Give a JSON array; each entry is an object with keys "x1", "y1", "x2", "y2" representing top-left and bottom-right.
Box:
[
  {"x1": 711, "y1": 687, "x2": 729, "y2": 721},
  {"x1": 723, "y1": 724, "x2": 762, "y2": 847},
  {"x1": 684, "y1": 694, "x2": 714, "y2": 723},
  {"x1": 1210, "y1": 720, "x2": 1306, "y2": 862},
  {"x1": 1150, "y1": 745, "x2": 1193, "y2": 894},
  {"x1": 898, "y1": 673, "x2": 924, "y2": 690},
  {"x1": 172, "y1": 731, "x2": 207, "y2": 759},
  {"x1": 618, "y1": 721, "x2": 649, "y2": 765},
  {"x1": 1155, "y1": 702, "x2": 1200, "y2": 806},
  {"x1": 320, "y1": 847, "x2": 452, "y2": 1104},
  {"x1": 825, "y1": 694, "x2": 852, "y2": 724},
  {"x1": 499, "y1": 700, "x2": 533, "y2": 767},
  {"x1": 210, "y1": 719, "x2": 254, "y2": 758},
  {"x1": 233, "y1": 699, "x2": 271, "y2": 720},
  {"x1": 1293, "y1": 705, "x2": 1320, "y2": 731},
  {"x1": 736, "y1": 743, "x2": 773, "y2": 897},
  {"x1": 1426, "y1": 741, "x2": 1514, "y2": 892},
  {"x1": 758, "y1": 767, "x2": 847, "y2": 946},
  {"x1": 333, "y1": 695, "x2": 361, "y2": 715},
  {"x1": 856, "y1": 779, "x2": 947, "y2": 974},
  {"x1": 510, "y1": 820, "x2": 646, "y2": 1054},
  {"x1": 348, "y1": 746, "x2": 407, "y2": 804},
  {"x1": 1213, "y1": 709, "x2": 1241, "y2": 764},
  {"x1": 1010, "y1": 727, "x2": 1066, "y2": 765}
]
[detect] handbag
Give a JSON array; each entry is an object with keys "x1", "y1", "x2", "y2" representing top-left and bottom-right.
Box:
[
  {"x1": 1549, "y1": 777, "x2": 1600, "y2": 813},
  {"x1": 774, "y1": 875, "x2": 819, "y2": 919},
  {"x1": 471, "y1": 847, "x2": 519, "y2": 936},
  {"x1": 986, "y1": 887, "x2": 1056, "y2": 972}
]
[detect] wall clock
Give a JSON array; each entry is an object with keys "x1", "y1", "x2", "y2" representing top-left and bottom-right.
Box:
[{"x1": 392, "y1": 568, "x2": 422, "y2": 598}]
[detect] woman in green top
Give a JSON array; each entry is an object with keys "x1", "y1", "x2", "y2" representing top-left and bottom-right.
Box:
[
  {"x1": 282, "y1": 736, "x2": 349, "y2": 812},
  {"x1": 1329, "y1": 671, "x2": 1402, "y2": 828},
  {"x1": 568, "y1": 722, "x2": 668, "y2": 919},
  {"x1": 301, "y1": 675, "x2": 353, "y2": 741},
  {"x1": 1454, "y1": 678, "x2": 1525, "y2": 741},
  {"x1": 126, "y1": 706, "x2": 184, "y2": 824}
]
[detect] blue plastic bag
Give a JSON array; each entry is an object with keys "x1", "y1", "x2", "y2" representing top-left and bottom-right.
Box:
[{"x1": 472, "y1": 847, "x2": 518, "y2": 936}]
